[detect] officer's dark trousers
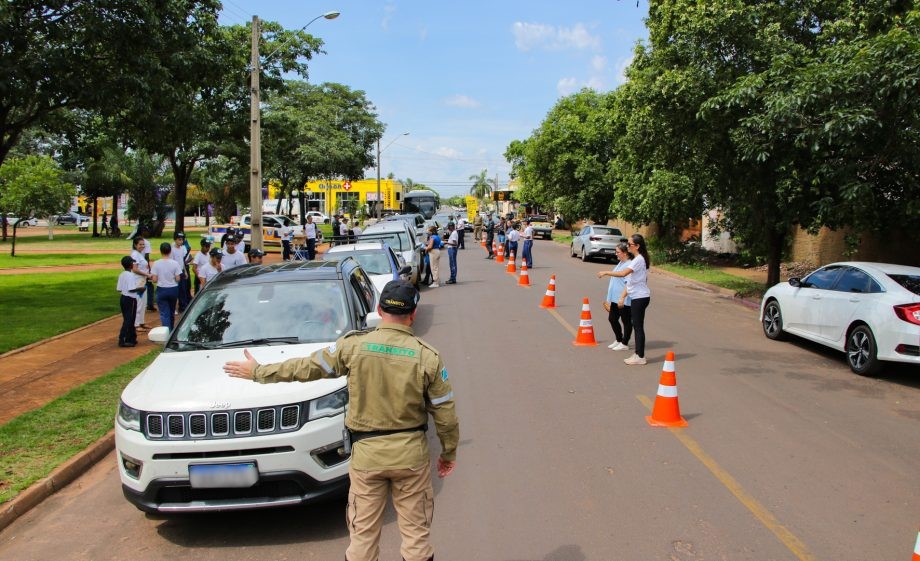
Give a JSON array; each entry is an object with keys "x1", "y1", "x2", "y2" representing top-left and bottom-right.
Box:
[
  {"x1": 146, "y1": 280, "x2": 156, "y2": 310},
  {"x1": 119, "y1": 295, "x2": 138, "y2": 345},
  {"x1": 457, "y1": 229, "x2": 464, "y2": 249},
  {"x1": 282, "y1": 239, "x2": 292, "y2": 261},
  {"x1": 177, "y1": 275, "x2": 190, "y2": 312},
  {"x1": 307, "y1": 238, "x2": 316, "y2": 260}
]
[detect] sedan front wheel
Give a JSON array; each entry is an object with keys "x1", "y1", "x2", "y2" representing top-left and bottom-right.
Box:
[
  {"x1": 847, "y1": 325, "x2": 881, "y2": 376},
  {"x1": 761, "y1": 300, "x2": 786, "y2": 341}
]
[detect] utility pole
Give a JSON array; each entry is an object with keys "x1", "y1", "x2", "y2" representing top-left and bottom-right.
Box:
[
  {"x1": 376, "y1": 138, "x2": 381, "y2": 219},
  {"x1": 249, "y1": 15, "x2": 263, "y2": 251}
]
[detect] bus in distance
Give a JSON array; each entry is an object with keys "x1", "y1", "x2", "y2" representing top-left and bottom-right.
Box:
[{"x1": 403, "y1": 189, "x2": 439, "y2": 219}]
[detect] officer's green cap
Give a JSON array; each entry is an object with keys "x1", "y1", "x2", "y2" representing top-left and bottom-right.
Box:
[{"x1": 379, "y1": 280, "x2": 419, "y2": 315}]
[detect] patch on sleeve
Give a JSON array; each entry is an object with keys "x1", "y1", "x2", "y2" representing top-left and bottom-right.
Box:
[
  {"x1": 441, "y1": 368, "x2": 448, "y2": 381},
  {"x1": 327, "y1": 342, "x2": 337, "y2": 354}
]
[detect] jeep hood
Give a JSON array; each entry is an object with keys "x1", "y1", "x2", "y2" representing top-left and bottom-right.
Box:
[{"x1": 121, "y1": 344, "x2": 345, "y2": 412}]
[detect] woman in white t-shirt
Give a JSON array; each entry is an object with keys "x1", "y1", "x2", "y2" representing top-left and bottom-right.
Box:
[
  {"x1": 130, "y1": 236, "x2": 153, "y2": 330},
  {"x1": 151, "y1": 242, "x2": 183, "y2": 330},
  {"x1": 597, "y1": 233, "x2": 651, "y2": 365}
]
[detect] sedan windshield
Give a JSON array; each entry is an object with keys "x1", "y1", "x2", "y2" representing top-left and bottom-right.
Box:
[
  {"x1": 170, "y1": 280, "x2": 350, "y2": 349},
  {"x1": 359, "y1": 232, "x2": 410, "y2": 252}
]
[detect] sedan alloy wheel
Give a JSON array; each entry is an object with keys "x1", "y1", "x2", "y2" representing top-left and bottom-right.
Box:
[
  {"x1": 762, "y1": 300, "x2": 786, "y2": 341},
  {"x1": 846, "y1": 325, "x2": 881, "y2": 376}
]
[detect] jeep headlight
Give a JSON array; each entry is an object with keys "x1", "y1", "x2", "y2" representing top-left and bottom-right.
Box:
[
  {"x1": 308, "y1": 387, "x2": 348, "y2": 421},
  {"x1": 117, "y1": 401, "x2": 141, "y2": 432}
]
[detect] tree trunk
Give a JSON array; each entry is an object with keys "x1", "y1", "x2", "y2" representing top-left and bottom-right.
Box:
[
  {"x1": 765, "y1": 228, "x2": 786, "y2": 287},
  {"x1": 1, "y1": 214, "x2": 7, "y2": 241},
  {"x1": 168, "y1": 154, "x2": 195, "y2": 236},
  {"x1": 10, "y1": 223, "x2": 17, "y2": 256},
  {"x1": 92, "y1": 196, "x2": 99, "y2": 237},
  {"x1": 111, "y1": 193, "x2": 119, "y2": 236}
]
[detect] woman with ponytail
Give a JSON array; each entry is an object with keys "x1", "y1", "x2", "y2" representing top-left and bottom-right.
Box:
[{"x1": 596, "y1": 233, "x2": 651, "y2": 365}]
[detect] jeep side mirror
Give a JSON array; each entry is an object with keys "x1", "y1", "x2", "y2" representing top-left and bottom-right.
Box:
[{"x1": 788, "y1": 277, "x2": 801, "y2": 287}]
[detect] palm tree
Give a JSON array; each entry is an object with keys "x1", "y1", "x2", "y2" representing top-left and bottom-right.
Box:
[{"x1": 469, "y1": 169, "x2": 491, "y2": 200}]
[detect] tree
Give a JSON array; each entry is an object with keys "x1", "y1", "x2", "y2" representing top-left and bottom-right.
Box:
[
  {"x1": 0, "y1": 155, "x2": 75, "y2": 255},
  {"x1": 0, "y1": 1, "x2": 222, "y2": 169},
  {"x1": 468, "y1": 170, "x2": 492, "y2": 200}
]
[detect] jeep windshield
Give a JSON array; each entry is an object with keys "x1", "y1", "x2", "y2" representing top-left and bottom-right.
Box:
[{"x1": 168, "y1": 280, "x2": 350, "y2": 350}]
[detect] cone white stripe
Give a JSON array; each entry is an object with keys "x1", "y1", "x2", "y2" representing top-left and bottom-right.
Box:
[
  {"x1": 657, "y1": 384, "x2": 678, "y2": 398},
  {"x1": 663, "y1": 360, "x2": 675, "y2": 372},
  {"x1": 545, "y1": 289, "x2": 555, "y2": 296},
  {"x1": 579, "y1": 319, "x2": 593, "y2": 327},
  {"x1": 581, "y1": 304, "x2": 590, "y2": 311},
  {"x1": 914, "y1": 530, "x2": 920, "y2": 555}
]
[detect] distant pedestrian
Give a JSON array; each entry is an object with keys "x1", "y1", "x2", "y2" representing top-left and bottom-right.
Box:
[
  {"x1": 221, "y1": 237, "x2": 248, "y2": 270},
  {"x1": 601, "y1": 242, "x2": 633, "y2": 352},
  {"x1": 116, "y1": 256, "x2": 144, "y2": 347},
  {"x1": 191, "y1": 237, "x2": 212, "y2": 295},
  {"x1": 101, "y1": 210, "x2": 109, "y2": 235},
  {"x1": 456, "y1": 216, "x2": 466, "y2": 249},
  {"x1": 109, "y1": 212, "x2": 117, "y2": 236},
  {"x1": 445, "y1": 222, "x2": 459, "y2": 284},
  {"x1": 151, "y1": 242, "x2": 183, "y2": 331},
  {"x1": 280, "y1": 221, "x2": 293, "y2": 261},
  {"x1": 425, "y1": 225, "x2": 443, "y2": 287},
  {"x1": 473, "y1": 213, "x2": 483, "y2": 242},
  {"x1": 304, "y1": 215, "x2": 318, "y2": 260},
  {"x1": 137, "y1": 230, "x2": 155, "y2": 311},
  {"x1": 484, "y1": 213, "x2": 495, "y2": 259},
  {"x1": 130, "y1": 236, "x2": 152, "y2": 331},
  {"x1": 171, "y1": 232, "x2": 190, "y2": 313},
  {"x1": 197, "y1": 248, "x2": 223, "y2": 286},
  {"x1": 596, "y1": 234, "x2": 651, "y2": 365},
  {"x1": 521, "y1": 218, "x2": 534, "y2": 269}
]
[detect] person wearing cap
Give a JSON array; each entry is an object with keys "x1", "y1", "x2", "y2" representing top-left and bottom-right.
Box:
[
  {"x1": 221, "y1": 236, "x2": 248, "y2": 270},
  {"x1": 197, "y1": 247, "x2": 223, "y2": 286},
  {"x1": 170, "y1": 232, "x2": 190, "y2": 313},
  {"x1": 223, "y1": 280, "x2": 459, "y2": 561},
  {"x1": 444, "y1": 222, "x2": 459, "y2": 284},
  {"x1": 248, "y1": 247, "x2": 265, "y2": 265},
  {"x1": 521, "y1": 218, "x2": 534, "y2": 269},
  {"x1": 116, "y1": 255, "x2": 145, "y2": 347},
  {"x1": 191, "y1": 237, "x2": 212, "y2": 295},
  {"x1": 484, "y1": 212, "x2": 496, "y2": 259}
]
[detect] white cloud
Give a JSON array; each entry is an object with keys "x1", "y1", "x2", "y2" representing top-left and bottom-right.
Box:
[
  {"x1": 444, "y1": 94, "x2": 481, "y2": 109},
  {"x1": 433, "y1": 146, "x2": 462, "y2": 158},
  {"x1": 381, "y1": 3, "x2": 396, "y2": 31},
  {"x1": 419, "y1": 26, "x2": 428, "y2": 41},
  {"x1": 512, "y1": 22, "x2": 601, "y2": 52},
  {"x1": 591, "y1": 55, "x2": 607, "y2": 72},
  {"x1": 586, "y1": 75, "x2": 605, "y2": 90},
  {"x1": 557, "y1": 77, "x2": 578, "y2": 96}
]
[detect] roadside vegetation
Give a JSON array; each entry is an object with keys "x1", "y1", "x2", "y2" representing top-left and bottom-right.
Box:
[
  {"x1": 0, "y1": 270, "x2": 117, "y2": 353},
  {"x1": 0, "y1": 253, "x2": 121, "y2": 268},
  {"x1": 0, "y1": 350, "x2": 159, "y2": 505}
]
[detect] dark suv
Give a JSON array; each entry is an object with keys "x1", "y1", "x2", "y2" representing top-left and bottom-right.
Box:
[{"x1": 115, "y1": 259, "x2": 380, "y2": 514}]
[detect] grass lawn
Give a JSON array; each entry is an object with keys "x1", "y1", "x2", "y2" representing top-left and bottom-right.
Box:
[
  {"x1": 0, "y1": 270, "x2": 119, "y2": 353},
  {"x1": 659, "y1": 263, "x2": 766, "y2": 298},
  {"x1": 0, "y1": 253, "x2": 120, "y2": 268},
  {"x1": 0, "y1": 350, "x2": 159, "y2": 505},
  {"x1": 0, "y1": 232, "x2": 173, "y2": 252}
]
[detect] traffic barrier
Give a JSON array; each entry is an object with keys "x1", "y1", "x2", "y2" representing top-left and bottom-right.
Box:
[
  {"x1": 518, "y1": 262, "x2": 531, "y2": 287},
  {"x1": 506, "y1": 251, "x2": 516, "y2": 274},
  {"x1": 646, "y1": 351, "x2": 688, "y2": 428},
  {"x1": 913, "y1": 528, "x2": 920, "y2": 561},
  {"x1": 572, "y1": 298, "x2": 597, "y2": 346},
  {"x1": 539, "y1": 275, "x2": 556, "y2": 308},
  {"x1": 496, "y1": 243, "x2": 505, "y2": 264}
]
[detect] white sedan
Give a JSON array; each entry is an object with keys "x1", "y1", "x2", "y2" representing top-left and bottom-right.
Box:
[{"x1": 760, "y1": 261, "x2": 920, "y2": 375}]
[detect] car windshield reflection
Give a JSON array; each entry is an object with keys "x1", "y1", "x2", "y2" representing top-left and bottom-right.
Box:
[{"x1": 170, "y1": 280, "x2": 349, "y2": 349}]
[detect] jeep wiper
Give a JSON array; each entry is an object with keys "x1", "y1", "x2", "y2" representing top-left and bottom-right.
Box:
[
  {"x1": 216, "y1": 337, "x2": 301, "y2": 348},
  {"x1": 170, "y1": 340, "x2": 219, "y2": 350}
]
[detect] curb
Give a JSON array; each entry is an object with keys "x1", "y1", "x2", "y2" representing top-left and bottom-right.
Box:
[
  {"x1": 0, "y1": 430, "x2": 115, "y2": 532},
  {"x1": 0, "y1": 314, "x2": 120, "y2": 360},
  {"x1": 650, "y1": 267, "x2": 762, "y2": 310}
]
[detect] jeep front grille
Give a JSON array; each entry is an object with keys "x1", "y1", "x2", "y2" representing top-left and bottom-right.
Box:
[{"x1": 141, "y1": 403, "x2": 306, "y2": 441}]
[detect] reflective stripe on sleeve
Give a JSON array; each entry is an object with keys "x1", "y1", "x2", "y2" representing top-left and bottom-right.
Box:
[
  {"x1": 430, "y1": 391, "x2": 454, "y2": 405},
  {"x1": 317, "y1": 354, "x2": 334, "y2": 375},
  {"x1": 657, "y1": 384, "x2": 678, "y2": 398}
]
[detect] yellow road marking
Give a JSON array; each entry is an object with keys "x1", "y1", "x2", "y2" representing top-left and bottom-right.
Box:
[
  {"x1": 636, "y1": 395, "x2": 819, "y2": 561},
  {"x1": 545, "y1": 307, "x2": 577, "y2": 337}
]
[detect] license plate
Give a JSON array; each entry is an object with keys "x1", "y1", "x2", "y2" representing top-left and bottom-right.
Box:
[{"x1": 189, "y1": 462, "x2": 258, "y2": 489}]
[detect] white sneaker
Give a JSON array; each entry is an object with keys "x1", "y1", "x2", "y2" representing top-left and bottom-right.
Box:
[
  {"x1": 624, "y1": 353, "x2": 647, "y2": 365},
  {"x1": 429, "y1": 283, "x2": 439, "y2": 288},
  {"x1": 610, "y1": 342, "x2": 629, "y2": 351}
]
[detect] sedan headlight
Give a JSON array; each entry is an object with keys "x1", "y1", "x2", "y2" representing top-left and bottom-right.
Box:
[
  {"x1": 117, "y1": 401, "x2": 141, "y2": 432},
  {"x1": 308, "y1": 387, "x2": 348, "y2": 421}
]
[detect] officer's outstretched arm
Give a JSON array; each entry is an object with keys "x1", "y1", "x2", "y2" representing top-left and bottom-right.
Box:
[{"x1": 224, "y1": 343, "x2": 344, "y2": 383}]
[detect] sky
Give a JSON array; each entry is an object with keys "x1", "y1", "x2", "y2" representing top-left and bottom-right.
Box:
[{"x1": 218, "y1": 1, "x2": 649, "y2": 198}]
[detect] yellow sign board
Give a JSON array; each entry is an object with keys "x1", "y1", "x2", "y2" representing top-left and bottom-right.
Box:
[{"x1": 465, "y1": 197, "x2": 478, "y2": 221}]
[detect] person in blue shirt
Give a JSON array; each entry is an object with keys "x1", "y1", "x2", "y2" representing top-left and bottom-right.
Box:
[
  {"x1": 602, "y1": 242, "x2": 633, "y2": 351},
  {"x1": 424, "y1": 226, "x2": 443, "y2": 287}
]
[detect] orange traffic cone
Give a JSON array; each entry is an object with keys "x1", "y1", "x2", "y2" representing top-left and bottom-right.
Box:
[
  {"x1": 518, "y1": 262, "x2": 531, "y2": 287},
  {"x1": 913, "y1": 528, "x2": 920, "y2": 561},
  {"x1": 646, "y1": 351, "x2": 688, "y2": 428},
  {"x1": 496, "y1": 243, "x2": 505, "y2": 264},
  {"x1": 539, "y1": 275, "x2": 557, "y2": 308},
  {"x1": 572, "y1": 298, "x2": 597, "y2": 346},
  {"x1": 506, "y1": 251, "x2": 516, "y2": 274}
]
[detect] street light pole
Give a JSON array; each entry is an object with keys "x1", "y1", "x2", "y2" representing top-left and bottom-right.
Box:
[
  {"x1": 250, "y1": 11, "x2": 340, "y2": 251},
  {"x1": 375, "y1": 132, "x2": 409, "y2": 219}
]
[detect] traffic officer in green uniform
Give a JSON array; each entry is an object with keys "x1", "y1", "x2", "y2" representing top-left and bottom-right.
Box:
[{"x1": 223, "y1": 280, "x2": 459, "y2": 561}]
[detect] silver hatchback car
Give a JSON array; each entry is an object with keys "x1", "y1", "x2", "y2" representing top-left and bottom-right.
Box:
[{"x1": 570, "y1": 225, "x2": 628, "y2": 262}]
